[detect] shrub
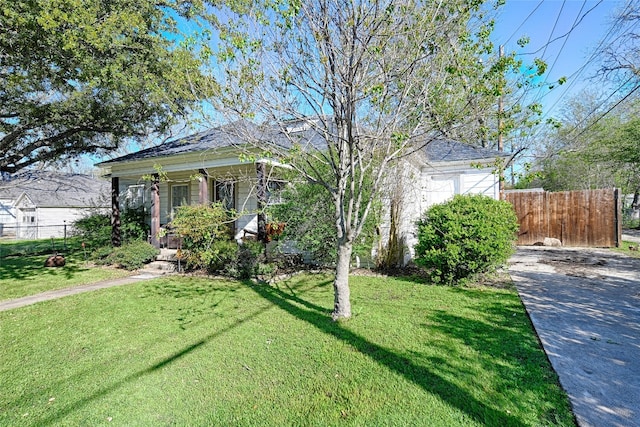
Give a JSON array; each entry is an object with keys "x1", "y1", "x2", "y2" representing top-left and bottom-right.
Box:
[
  {"x1": 414, "y1": 194, "x2": 518, "y2": 285},
  {"x1": 202, "y1": 240, "x2": 239, "y2": 275},
  {"x1": 74, "y1": 206, "x2": 149, "y2": 251},
  {"x1": 73, "y1": 213, "x2": 111, "y2": 249},
  {"x1": 170, "y1": 203, "x2": 235, "y2": 271},
  {"x1": 268, "y1": 176, "x2": 379, "y2": 266},
  {"x1": 121, "y1": 206, "x2": 149, "y2": 243},
  {"x1": 236, "y1": 240, "x2": 266, "y2": 279},
  {"x1": 101, "y1": 241, "x2": 159, "y2": 270}
]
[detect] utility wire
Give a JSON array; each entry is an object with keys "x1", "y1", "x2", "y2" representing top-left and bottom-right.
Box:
[
  {"x1": 541, "y1": 0, "x2": 565, "y2": 60},
  {"x1": 501, "y1": 0, "x2": 544, "y2": 46},
  {"x1": 518, "y1": 0, "x2": 605, "y2": 56},
  {"x1": 570, "y1": 80, "x2": 640, "y2": 141}
]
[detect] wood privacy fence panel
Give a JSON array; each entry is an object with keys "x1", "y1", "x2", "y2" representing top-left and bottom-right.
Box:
[{"x1": 504, "y1": 189, "x2": 621, "y2": 247}]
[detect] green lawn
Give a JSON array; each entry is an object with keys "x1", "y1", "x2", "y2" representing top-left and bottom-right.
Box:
[
  {"x1": 0, "y1": 254, "x2": 130, "y2": 301},
  {"x1": 0, "y1": 274, "x2": 575, "y2": 426},
  {"x1": 614, "y1": 240, "x2": 640, "y2": 258}
]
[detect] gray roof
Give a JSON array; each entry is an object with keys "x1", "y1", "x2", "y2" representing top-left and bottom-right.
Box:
[
  {"x1": 424, "y1": 139, "x2": 505, "y2": 162},
  {"x1": 98, "y1": 119, "x2": 504, "y2": 166},
  {"x1": 0, "y1": 171, "x2": 109, "y2": 207},
  {"x1": 97, "y1": 122, "x2": 255, "y2": 165},
  {"x1": 98, "y1": 120, "x2": 328, "y2": 166}
]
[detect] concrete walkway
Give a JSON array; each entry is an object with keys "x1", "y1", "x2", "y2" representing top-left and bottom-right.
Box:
[
  {"x1": 510, "y1": 246, "x2": 640, "y2": 427},
  {"x1": 0, "y1": 273, "x2": 158, "y2": 312}
]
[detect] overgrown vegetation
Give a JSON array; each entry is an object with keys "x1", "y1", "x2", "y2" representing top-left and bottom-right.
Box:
[
  {"x1": 120, "y1": 206, "x2": 149, "y2": 243},
  {"x1": 73, "y1": 212, "x2": 111, "y2": 249},
  {"x1": 73, "y1": 207, "x2": 149, "y2": 251},
  {"x1": 415, "y1": 194, "x2": 519, "y2": 285},
  {"x1": 268, "y1": 175, "x2": 379, "y2": 267},
  {"x1": 169, "y1": 204, "x2": 272, "y2": 279},
  {"x1": 169, "y1": 203, "x2": 234, "y2": 272}
]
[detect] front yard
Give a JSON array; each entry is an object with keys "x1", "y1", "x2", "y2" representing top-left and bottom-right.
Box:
[
  {"x1": 0, "y1": 238, "x2": 130, "y2": 301},
  {"x1": 0, "y1": 269, "x2": 575, "y2": 426}
]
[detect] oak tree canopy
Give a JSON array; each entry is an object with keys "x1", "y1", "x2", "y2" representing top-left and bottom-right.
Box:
[{"x1": 0, "y1": 0, "x2": 215, "y2": 173}]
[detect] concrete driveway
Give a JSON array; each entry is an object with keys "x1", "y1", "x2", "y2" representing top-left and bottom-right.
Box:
[{"x1": 509, "y1": 244, "x2": 640, "y2": 427}]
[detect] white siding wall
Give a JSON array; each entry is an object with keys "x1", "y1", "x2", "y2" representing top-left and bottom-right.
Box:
[
  {"x1": 460, "y1": 171, "x2": 499, "y2": 198},
  {"x1": 424, "y1": 174, "x2": 459, "y2": 207},
  {"x1": 0, "y1": 199, "x2": 16, "y2": 234},
  {"x1": 379, "y1": 162, "x2": 499, "y2": 266}
]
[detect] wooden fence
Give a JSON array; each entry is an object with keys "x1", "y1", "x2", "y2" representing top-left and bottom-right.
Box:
[{"x1": 504, "y1": 189, "x2": 622, "y2": 247}]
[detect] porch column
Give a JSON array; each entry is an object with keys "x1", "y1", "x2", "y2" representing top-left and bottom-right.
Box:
[
  {"x1": 199, "y1": 168, "x2": 209, "y2": 205},
  {"x1": 256, "y1": 162, "x2": 267, "y2": 243},
  {"x1": 150, "y1": 173, "x2": 160, "y2": 248},
  {"x1": 111, "y1": 176, "x2": 121, "y2": 247}
]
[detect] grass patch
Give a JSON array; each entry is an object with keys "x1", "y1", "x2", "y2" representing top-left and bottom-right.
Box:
[
  {"x1": 613, "y1": 240, "x2": 640, "y2": 258},
  {"x1": 0, "y1": 237, "x2": 71, "y2": 258},
  {"x1": 0, "y1": 253, "x2": 131, "y2": 301},
  {"x1": 0, "y1": 274, "x2": 574, "y2": 426}
]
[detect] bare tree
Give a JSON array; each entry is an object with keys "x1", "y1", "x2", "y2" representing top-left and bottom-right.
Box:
[
  {"x1": 208, "y1": 0, "x2": 511, "y2": 320},
  {"x1": 602, "y1": 1, "x2": 640, "y2": 81}
]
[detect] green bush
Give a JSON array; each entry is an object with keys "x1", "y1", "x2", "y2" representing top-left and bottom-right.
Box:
[
  {"x1": 414, "y1": 194, "x2": 518, "y2": 285},
  {"x1": 73, "y1": 212, "x2": 111, "y2": 249},
  {"x1": 236, "y1": 240, "x2": 267, "y2": 279},
  {"x1": 170, "y1": 203, "x2": 235, "y2": 271},
  {"x1": 100, "y1": 241, "x2": 159, "y2": 270},
  {"x1": 121, "y1": 206, "x2": 149, "y2": 243},
  {"x1": 202, "y1": 240, "x2": 239, "y2": 275},
  {"x1": 268, "y1": 176, "x2": 379, "y2": 266}
]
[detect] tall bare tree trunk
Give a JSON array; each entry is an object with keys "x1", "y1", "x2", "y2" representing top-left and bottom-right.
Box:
[{"x1": 333, "y1": 238, "x2": 352, "y2": 320}]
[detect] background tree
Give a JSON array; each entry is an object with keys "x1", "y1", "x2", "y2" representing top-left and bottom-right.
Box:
[
  {"x1": 0, "y1": 0, "x2": 215, "y2": 173},
  {"x1": 522, "y1": 90, "x2": 619, "y2": 191},
  {"x1": 206, "y1": 0, "x2": 529, "y2": 320},
  {"x1": 521, "y1": 0, "x2": 640, "y2": 196},
  {"x1": 601, "y1": 0, "x2": 640, "y2": 82}
]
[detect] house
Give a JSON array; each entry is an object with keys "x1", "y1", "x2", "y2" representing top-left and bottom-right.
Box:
[
  {"x1": 97, "y1": 120, "x2": 505, "y2": 263},
  {"x1": 0, "y1": 171, "x2": 110, "y2": 239}
]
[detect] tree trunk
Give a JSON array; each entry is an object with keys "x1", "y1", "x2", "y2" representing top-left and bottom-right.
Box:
[
  {"x1": 256, "y1": 162, "x2": 268, "y2": 243},
  {"x1": 332, "y1": 239, "x2": 352, "y2": 321},
  {"x1": 111, "y1": 176, "x2": 121, "y2": 247}
]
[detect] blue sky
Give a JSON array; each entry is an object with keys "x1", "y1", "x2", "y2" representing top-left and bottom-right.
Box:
[{"x1": 491, "y1": 0, "x2": 625, "y2": 119}]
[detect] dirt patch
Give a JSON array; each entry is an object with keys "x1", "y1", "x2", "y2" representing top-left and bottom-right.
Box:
[{"x1": 510, "y1": 246, "x2": 640, "y2": 285}]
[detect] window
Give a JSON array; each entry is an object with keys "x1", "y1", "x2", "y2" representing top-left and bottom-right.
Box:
[
  {"x1": 21, "y1": 208, "x2": 35, "y2": 224},
  {"x1": 171, "y1": 184, "x2": 189, "y2": 217},
  {"x1": 215, "y1": 180, "x2": 235, "y2": 211}
]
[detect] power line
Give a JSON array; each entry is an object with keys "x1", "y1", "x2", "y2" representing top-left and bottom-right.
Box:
[
  {"x1": 541, "y1": 0, "x2": 566, "y2": 60},
  {"x1": 539, "y1": 1, "x2": 632, "y2": 121},
  {"x1": 544, "y1": 1, "x2": 586, "y2": 87},
  {"x1": 518, "y1": 0, "x2": 605, "y2": 56},
  {"x1": 501, "y1": 0, "x2": 545, "y2": 46},
  {"x1": 570, "y1": 81, "x2": 640, "y2": 141}
]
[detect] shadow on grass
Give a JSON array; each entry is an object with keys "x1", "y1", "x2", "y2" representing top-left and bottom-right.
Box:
[
  {"x1": 33, "y1": 277, "x2": 530, "y2": 426},
  {"x1": 36, "y1": 295, "x2": 274, "y2": 426},
  {"x1": 0, "y1": 255, "x2": 89, "y2": 281},
  {"x1": 244, "y1": 280, "x2": 529, "y2": 426}
]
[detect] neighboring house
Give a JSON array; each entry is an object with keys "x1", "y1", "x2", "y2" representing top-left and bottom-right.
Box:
[
  {"x1": 97, "y1": 120, "x2": 505, "y2": 263},
  {"x1": 0, "y1": 171, "x2": 110, "y2": 239}
]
